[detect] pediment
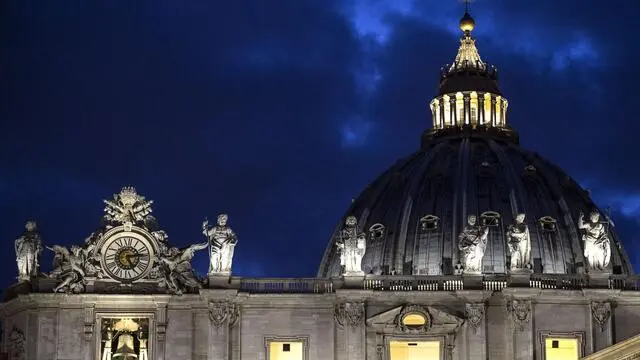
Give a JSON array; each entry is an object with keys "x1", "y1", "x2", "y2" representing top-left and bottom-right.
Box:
[{"x1": 367, "y1": 304, "x2": 464, "y2": 335}]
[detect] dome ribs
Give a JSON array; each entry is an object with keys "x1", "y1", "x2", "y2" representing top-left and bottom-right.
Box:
[{"x1": 317, "y1": 135, "x2": 635, "y2": 279}]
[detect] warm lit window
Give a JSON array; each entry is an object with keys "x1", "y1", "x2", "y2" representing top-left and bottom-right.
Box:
[
  {"x1": 443, "y1": 95, "x2": 451, "y2": 126},
  {"x1": 495, "y1": 96, "x2": 502, "y2": 127},
  {"x1": 455, "y1": 92, "x2": 464, "y2": 125},
  {"x1": 390, "y1": 341, "x2": 440, "y2": 360},
  {"x1": 545, "y1": 338, "x2": 579, "y2": 360},
  {"x1": 269, "y1": 342, "x2": 303, "y2": 360},
  {"x1": 483, "y1": 93, "x2": 492, "y2": 125},
  {"x1": 470, "y1": 92, "x2": 478, "y2": 126}
]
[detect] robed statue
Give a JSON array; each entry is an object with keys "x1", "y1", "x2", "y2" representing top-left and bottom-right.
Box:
[
  {"x1": 506, "y1": 213, "x2": 531, "y2": 271},
  {"x1": 336, "y1": 216, "x2": 366, "y2": 275},
  {"x1": 458, "y1": 215, "x2": 489, "y2": 274},
  {"x1": 578, "y1": 210, "x2": 611, "y2": 271},
  {"x1": 15, "y1": 221, "x2": 43, "y2": 282},
  {"x1": 203, "y1": 214, "x2": 237, "y2": 274}
]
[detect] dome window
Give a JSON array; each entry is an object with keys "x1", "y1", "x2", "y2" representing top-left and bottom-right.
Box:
[
  {"x1": 478, "y1": 161, "x2": 495, "y2": 177},
  {"x1": 369, "y1": 224, "x2": 385, "y2": 239},
  {"x1": 539, "y1": 216, "x2": 557, "y2": 232},
  {"x1": 419, "y1": 215, "x2": 440, "y2": 231},
  {"x1": 480, "y1": 211, "x2": 501, "y2": 227},
  {"x1": 523, "y1": 164, "x2": 537, "y2": 177}
]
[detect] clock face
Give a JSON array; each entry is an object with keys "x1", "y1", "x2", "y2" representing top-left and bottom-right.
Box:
[{"x1": 101, "y1": 235, "x2": 154, "y2": 282}]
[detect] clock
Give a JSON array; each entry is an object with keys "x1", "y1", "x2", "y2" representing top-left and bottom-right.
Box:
[{"x1": 100, "y1": 233, "x2": 154, "y2": 282}]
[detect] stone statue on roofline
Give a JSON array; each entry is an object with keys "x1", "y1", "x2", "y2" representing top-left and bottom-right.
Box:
[
  {"x1": 506, "y1": 213, "x2": 532, "y2": 272},
  {"x1": 336, "y1": 215, "x2": 367, "y2": 276},
  {"x1": 457, "y1": 215, "x2": 489, "y2": 274},
  {"x1": 203, "y1": 214, "x2": 238, "y2": 275},
  {"x1": 14, "y1": 220, "x2": 43, "y2": 283},
  {"x1": 578, "y1": 210, "x2": 611, "y2": 271}
]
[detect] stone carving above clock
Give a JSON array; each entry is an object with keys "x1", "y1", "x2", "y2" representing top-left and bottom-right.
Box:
[{"x1": 39, "y1": 187, "x2": 207, "y2": 295}]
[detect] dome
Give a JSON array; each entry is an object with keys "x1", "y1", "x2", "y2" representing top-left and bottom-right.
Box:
[
  {"x1": 317, "y1": 8, "x2": 634, "y2": 279},
  {"x1": 317, "y1": 130, "x2": 634, "y2": 277}
]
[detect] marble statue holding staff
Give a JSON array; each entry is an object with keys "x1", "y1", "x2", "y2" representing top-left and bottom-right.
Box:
[
  {"x1": 202, "y1": 214, "x2": 238, "y2": 274},
  {"x1": 14, "y1": 220, "x2": 43, "y2": 282}
]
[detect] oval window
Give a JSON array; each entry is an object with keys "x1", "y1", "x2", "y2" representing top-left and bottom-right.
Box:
[{"x1": 402, "y1": 313, "x2": 426, "y2": 327}]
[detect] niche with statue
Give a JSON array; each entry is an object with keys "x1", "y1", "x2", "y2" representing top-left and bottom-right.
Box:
[{"x1": 100, "y1": 318, "x2": 150, "y2": 360}]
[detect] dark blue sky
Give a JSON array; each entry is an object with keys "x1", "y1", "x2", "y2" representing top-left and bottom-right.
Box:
[{"x1": 1, "y1": 1, "x2": 639, "y2": 288}]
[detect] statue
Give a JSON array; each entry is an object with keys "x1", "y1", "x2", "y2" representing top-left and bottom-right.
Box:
[
  {"x1": 578, "y1": 210, "x2": 611, "y2": 271},
  {"x1": 336, "y1": 216, "x2": 366, "y2": 275},
  {"x1": 506, "y1": 213, "x2": 531, "y2": 271},
  {"x1": 14, "y1": 221, "x2": 43, "y2": 282},
  {"x1": 202, "y1": 214, "x2": 237, "y2": 274},
  {"x1": 158, "y1": 242, "x2": 208, "y2": 295},
  {"x1": 47, "y1": 245, "x2": 91, "y2": 293},
  {"x1": 458, "y1": 215, "x2": 489, "y2": 274}
]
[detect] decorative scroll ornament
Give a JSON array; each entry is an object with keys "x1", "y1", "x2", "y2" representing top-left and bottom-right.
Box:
[
  {"x1": 209, "y1": 301, "x2": 239, "y2": 328},
  {"x1": 7, "y1": 326, "x2": 26, "y2": 360},
  {"x1": 465, "y1": 303, "x2": 484, "y2": 334},
  {"x1": 395, "y1": 304, "x2": 431, "y2": 334},
  {"x1": 14, "y1": 220, "x2": 43, "y2": 283},
  {"x1": 591, "y1": 301, "x2": 611, "y2": 332},
  {"x1": 334, "y1": 302, "x2": 365, "y2": 327},
  {"x1": 507, "y1": 299, "x2": 531, "y2": 331}
]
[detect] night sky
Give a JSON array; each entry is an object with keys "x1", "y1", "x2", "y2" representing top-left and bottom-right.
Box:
[{"x1": 1, "y1": 1, "x2": 639, "y2": 289}]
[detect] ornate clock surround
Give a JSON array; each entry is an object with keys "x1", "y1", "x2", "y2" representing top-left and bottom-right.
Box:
[{"x1": 98, "y1": 225, "x2": 158, "y2": 283}]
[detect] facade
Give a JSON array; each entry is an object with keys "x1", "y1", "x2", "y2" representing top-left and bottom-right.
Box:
[{"x1": 2, "y1": 9, "x2": 640, "y2": 360}]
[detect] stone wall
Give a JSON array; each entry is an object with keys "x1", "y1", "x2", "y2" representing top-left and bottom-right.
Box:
[{"x1": 1, "y1": 290, "x2": 640, "y2": 359}]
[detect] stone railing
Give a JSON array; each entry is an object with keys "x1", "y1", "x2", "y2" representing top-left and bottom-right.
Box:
[
  {"x1": 3, "y1": 274, "x2": 640, "y2": 300},
  {"x1": 233, "y1": 278, "x2": 334, "y2": 294}
]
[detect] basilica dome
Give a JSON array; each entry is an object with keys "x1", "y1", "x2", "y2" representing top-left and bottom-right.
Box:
[{"x1": 317, "y1": 12, "x2": 634, "y2": 279}]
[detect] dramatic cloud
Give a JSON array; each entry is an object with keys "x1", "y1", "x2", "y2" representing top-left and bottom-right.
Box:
[{"x1": 0, "y1": 0, "x2": 638, "y2": 285}]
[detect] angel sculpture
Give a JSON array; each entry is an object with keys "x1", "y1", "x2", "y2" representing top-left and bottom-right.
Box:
[
  {"x1": 47, "y1": 245, "x2": 89, "y2": 293},
  {"x1": 158, "y1": 242, "x2": 208, "y2": 295}
]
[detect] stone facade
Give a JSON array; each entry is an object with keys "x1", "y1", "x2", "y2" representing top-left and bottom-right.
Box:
[{"x1": 2, "y1": 275, "x2": 640, "y2": 360}]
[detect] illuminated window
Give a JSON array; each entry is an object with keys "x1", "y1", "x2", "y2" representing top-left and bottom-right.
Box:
[
  {"x1": 483, "y1": 93, "x2": 492, "y2": 126},
  {"x1": 455, "y1": 92, "x2": 464, "y2": 125},
  {"x1": 544, "y1": 338, "x2": 579, "y2": 360},
  {"x1": 269, "y1": 342, "x2": 303, "y2": 360},
  {"x1": 443, "y1": 95, "x2": 451, "y2": 126},
  {"x1": 495, "y1": 96, "x2": 502, "y2": 127},
  {"x1": 435, "y1": 103, "x2": 442, "y2": 129},
  {"x1": 389, "y1": 341, "x2": 440, "y2": 360},
  {"x1": 470, "y1": 92, "x2": 478, "y2": 126}
]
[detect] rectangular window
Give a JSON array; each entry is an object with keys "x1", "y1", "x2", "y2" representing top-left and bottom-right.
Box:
[
  {"x1": 269, "y1": 341, "x2": 303, "y2": 360},
  {"x1": 389, "y1": 341, "x2": 440, "y2": 360},
  {"x1": 544, "y1": 338, "x2": 579, "y2": 360}
]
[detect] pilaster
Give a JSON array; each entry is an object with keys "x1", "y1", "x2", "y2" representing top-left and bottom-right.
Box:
[
  {"x1": 465, "y1": 303, "x2": 486, "y2": 360},
  {"x1": 507, "y1": 298, "x2": 533, "y2": 360},
  {"x1": 155, "y1": 301, "x2": 168, "y2": 360},
  {"x1": 83, "y1": 304, "x2": 95, "y2": 360},
  {"x1": 335, "y1": 302, "x2": 366, "y2": 360},
  {"x1": 208, "y1": 300, "x2": 239, "y2": 360},
  {"x1": 591, "y1": 301, "x2": 613, "y2": 353}
]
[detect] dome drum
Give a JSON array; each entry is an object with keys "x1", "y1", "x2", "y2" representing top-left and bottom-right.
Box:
[{"x1": 429, "y1": 91, "x2": 508, "y2": 130}]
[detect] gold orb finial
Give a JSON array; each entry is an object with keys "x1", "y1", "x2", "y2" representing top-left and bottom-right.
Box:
[{"x1": 460, "y1": 11, "x2": 475, "y2": 33}]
